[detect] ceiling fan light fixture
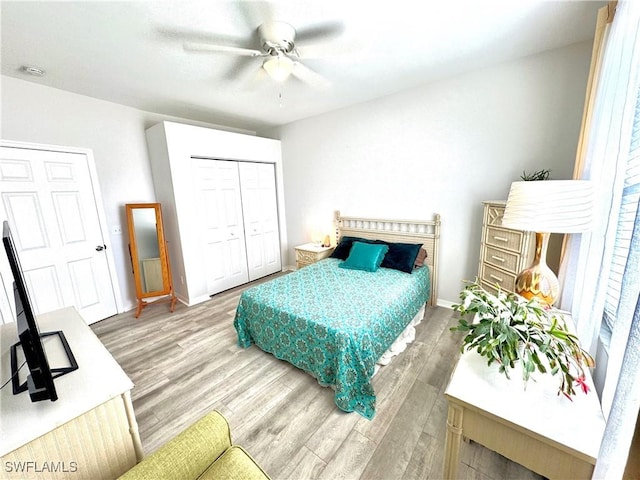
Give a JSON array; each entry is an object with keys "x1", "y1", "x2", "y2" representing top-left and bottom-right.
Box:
[{"x1": 263, "y1": 55, "x2": 293, "y2": 82}]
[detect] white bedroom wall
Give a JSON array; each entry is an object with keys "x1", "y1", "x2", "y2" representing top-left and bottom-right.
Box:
[
  {"x1": 0, "y1": 75, "x2": 255, "y2": 312},
  {"x1": 271, "y1": 41, "x2": 593, "y2": 305}
]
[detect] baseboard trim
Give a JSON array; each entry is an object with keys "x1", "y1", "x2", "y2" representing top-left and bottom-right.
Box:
[{"x1": 436, "y1": 299, "x2": 456, "y2": 309}]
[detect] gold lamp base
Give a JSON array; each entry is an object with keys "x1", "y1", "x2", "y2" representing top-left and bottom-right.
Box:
[{"x1": 515, "y1": 232, "x2": 559, "y2": 307}]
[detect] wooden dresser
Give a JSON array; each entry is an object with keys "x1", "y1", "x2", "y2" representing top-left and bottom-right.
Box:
[
  {"x1": 478, "y1": 201, "x2": 535, "y2": 294},
  {"x1": 0, "y1": 307, "x2": 143, "y2": 479}
]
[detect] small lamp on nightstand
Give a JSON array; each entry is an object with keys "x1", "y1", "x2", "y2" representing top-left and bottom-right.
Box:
[{"x1": 501, "y1": 180, "x2": 594, "y2": 306}]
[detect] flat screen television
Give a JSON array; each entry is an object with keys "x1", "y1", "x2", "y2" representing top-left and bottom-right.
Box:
[{"x1": 2, "y1": 220, "x2": 77, "y2": 402}]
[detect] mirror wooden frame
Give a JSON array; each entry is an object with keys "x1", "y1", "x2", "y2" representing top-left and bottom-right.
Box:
[{"x1": 125, "y1": 203, "x2": 177, "y2": 318}]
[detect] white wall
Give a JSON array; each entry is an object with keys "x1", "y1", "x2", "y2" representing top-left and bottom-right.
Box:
[
  {"x1": 273, "y1": 41, "x2": 593, "y2": 305},
  {"x1": 1, "y1": 40, "x2": 593, "y2": 309},
  {"x1": 1, "y1": 75, "x2": 254, "y2": 312}
]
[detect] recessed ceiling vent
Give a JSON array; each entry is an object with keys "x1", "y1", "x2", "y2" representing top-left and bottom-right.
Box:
[{"x1": 21, "y1": 65, "x2": 46, "y2": 76}]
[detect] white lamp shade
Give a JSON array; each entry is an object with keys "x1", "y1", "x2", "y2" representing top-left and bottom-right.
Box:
[
  {"x1": 263, "y1": 55, "x2": 293, "y2": 82},
  {"x1": 502, "y1": 180, "x2": 594, "y2": 233}
]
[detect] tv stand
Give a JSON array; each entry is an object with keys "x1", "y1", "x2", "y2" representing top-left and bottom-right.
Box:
[
  {"x1": 1, "y1": 307, "x2": 143, "y2": 478},
  {"x1": 10, "y1": 330, "x2": 79, "y2": 397}
]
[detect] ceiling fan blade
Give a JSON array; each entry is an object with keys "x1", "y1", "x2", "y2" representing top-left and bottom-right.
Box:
[
  {"x1": 296, "y1": 21, "x2": 344, "y2": 43},
  {"x1": 237, "y1": 1, "x2": 275, "y2": 30},
  {"x1": 157, "y1": 25, "x2": 244, "y2": 45},
  {"x1": 296, "y1": 36, "x2": 361, "y2": 60},
  {"x1": 291, "y1": 61, "x2": 331, "y2": 89},
  {"x1": 183, "y1": 42, "x2": 263, "y2": 57},
  {"x1": 295, "y1": 41, "x2": 343, "y2": 59},
  {"x1": 222, "y1": 56, "x2": 261, "y2": 81}
]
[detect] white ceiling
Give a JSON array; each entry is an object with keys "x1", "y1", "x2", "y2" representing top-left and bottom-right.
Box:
[{"x1": 1, "y1": 1, "x2": 604, "y2": 132}]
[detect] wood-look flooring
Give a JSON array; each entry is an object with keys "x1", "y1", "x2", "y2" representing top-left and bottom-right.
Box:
[{"x1": 92, "y1": 275, "x2": 543, "y2": 480}]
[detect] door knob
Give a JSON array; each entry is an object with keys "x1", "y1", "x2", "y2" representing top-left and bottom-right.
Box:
[{"x1": 95, "y1": 245, "x2": 106, "y2": 251}]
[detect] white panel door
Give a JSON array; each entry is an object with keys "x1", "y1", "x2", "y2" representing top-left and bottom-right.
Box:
[
  {"x1": 194, "y1": 159, "x2": 249, "y2": 294},
  {"x1": 0, "y1": 146, "x2": 118, "y2": 324},
  {"x1": 239, "y1": 162, "x2": 281, "y2": 281}
]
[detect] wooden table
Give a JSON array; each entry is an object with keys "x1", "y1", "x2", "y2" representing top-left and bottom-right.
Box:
[
  {"x1": 444, "y1": 348, "x2": 606, "y2": 479},
  {"x1": 0, "y1": 307, "x2": 143, "y2": 479}
]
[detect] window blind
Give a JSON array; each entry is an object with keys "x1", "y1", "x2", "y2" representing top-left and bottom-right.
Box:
[{"x1": 602, "y1": 86, "x2": 640, "y2": 335}]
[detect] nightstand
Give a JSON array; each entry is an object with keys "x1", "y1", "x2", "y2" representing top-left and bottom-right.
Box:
[{"x1": 295, "y1": 243, "x2": 334, "y2": 269}]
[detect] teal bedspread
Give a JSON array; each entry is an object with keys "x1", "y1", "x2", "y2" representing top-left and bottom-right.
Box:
[{"x1": 233, "y1": 258, "x2": 431, "y2": 419}]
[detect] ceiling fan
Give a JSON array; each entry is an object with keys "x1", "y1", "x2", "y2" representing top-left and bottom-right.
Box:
[{"x1": 183, "y1": 20, "x2": 337, "y2": 88}]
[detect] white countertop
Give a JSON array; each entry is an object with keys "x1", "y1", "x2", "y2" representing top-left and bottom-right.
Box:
[
  {"x1": 0, "y1": 307, "x2": 133, "y2": 456},
  {"x1": 295, "y1": 242, "x2": 333, "y2": 252},
  {"x1": 445, "y1": 349, "x2": 605, "y2": 461}
]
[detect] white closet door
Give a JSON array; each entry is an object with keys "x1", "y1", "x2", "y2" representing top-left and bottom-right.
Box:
[
  {"x1": 239, "y1": 162, "x2": 281, "y2": 281},
  {"x1": 0, "y1": 146, "x2": 118, "y2": 324},
  {"x1": 193, "y1": 159, "x2": 249, "y2": 294}
]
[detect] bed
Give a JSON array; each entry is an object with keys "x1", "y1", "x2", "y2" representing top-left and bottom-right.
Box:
[{"x1": 233, "y1": 212, "x2": 441, "y2": 419}]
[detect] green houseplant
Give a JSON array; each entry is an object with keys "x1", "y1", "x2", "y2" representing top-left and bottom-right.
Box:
[
  {"x1": 520, "y1": 168, "x2": 552, "y2": 181},
  {"x1": 451, "y1": 282, "x2": 594, "y2": 399}
]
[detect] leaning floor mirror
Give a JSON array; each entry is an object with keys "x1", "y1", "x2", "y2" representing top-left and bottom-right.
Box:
[{"x1": 125, "y1": 203, "x2": 177, "y2": 318}]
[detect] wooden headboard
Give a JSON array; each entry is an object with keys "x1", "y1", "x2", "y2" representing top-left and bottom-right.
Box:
[{"x1": 335, "y1": 211, "x2": 441, "y2": 306}]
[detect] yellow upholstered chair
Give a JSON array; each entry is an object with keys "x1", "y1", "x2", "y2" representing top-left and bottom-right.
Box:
[{"x1": 119, "y1": 410, "x2": 269, "y2": 480}]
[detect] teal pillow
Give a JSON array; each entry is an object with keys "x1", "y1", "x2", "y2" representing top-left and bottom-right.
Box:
[{"x1": 339, "y1": 241, "x2": 389, "y2": 272}]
